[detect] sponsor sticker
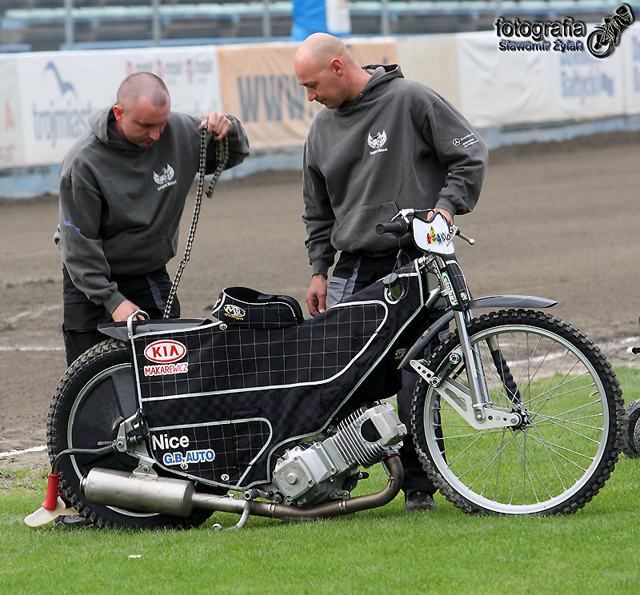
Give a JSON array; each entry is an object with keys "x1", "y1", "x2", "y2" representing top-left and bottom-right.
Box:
[
  {"x1": 394, "y1": 348, "x2": 408, "y2": 361},
  {"x1": 162, "y1": 449, "x2": 216, "y2": 466},
  {"x1": 144, "y1": 340, "x2": 187, "y2": 363},
  {"x1": 143, "y1": 362, "x2": 189, "y2": 377},
  {"x1": 143, "y1": 340, "x2": 188, "y2": 376},
  {"x1": 223, "y1": 304, "x2": 246, "y2": 320},
  {"x1": 441, "y1": 271, "x2": 459, "y2": 307}
]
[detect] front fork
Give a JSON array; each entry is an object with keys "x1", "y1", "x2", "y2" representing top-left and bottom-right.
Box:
[
  {"x1": 453, "y1": 310, "x2": 492, "y2": 422},
  {"x1": 411, "y1": 255, "x2": 522, "y2": 430}
]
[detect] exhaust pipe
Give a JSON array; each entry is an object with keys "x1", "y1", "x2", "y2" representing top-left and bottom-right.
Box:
[{"x1": 82, "y1": 456, "x2": 403, "y2": 523}]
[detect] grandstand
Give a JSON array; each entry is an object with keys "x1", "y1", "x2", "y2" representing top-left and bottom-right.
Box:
[{"x1": 0, "y1": 0, "x2": 622, "y2": 52}]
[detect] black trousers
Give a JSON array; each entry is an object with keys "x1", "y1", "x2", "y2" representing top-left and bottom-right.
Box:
[
  {"x1": 62, "y1": 265, "x2": 180, "y2": 367},
  {"x1": 328, "y1": 248, "x2": 437, "y2": 496}
]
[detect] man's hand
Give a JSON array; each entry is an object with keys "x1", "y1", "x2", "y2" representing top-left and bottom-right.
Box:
[
  {"x1": 433, "y1": 207, "x2": 453, "y2": 225},
  {"x1": 306, "y1": 274, "x2": 327, "y2": 317},
  {"x1": 112, "y1": 299, "x2": 145, "y2": 322},
  {"x1": 433, "y1": 207, "x2": 454, "y2": 225},
  {"x1": 199, "y1": 112, "x2": 232, "y2": 141}
]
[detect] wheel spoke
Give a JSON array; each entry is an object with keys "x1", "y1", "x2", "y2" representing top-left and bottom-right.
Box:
[{"x1": 413, "y1": 310, "x2": 621, "y2": 515}]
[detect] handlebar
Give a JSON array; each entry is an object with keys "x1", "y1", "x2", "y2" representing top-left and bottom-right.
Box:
[
  {"x1": 375, "y1": 208, "x2": 476, "y2": 247},
  {"x1": 376, "y1": 220, "x2": 409, "y2": 237}
]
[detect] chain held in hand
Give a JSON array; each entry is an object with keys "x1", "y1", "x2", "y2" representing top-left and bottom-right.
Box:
[{"x1": 163, "y1": 128, "x2": 229, "y2": 319}]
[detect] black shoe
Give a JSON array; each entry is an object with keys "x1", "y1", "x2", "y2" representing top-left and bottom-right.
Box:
[
  {"x1": 54, "y1": 514, "x2": 93, "y2": 528},
  {"x1": 405, "y1": 490, "x2": 437, "y2": 512}
]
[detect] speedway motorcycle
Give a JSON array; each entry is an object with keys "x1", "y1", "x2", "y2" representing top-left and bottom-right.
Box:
[
  {"x1": 26, "y1": 209, "x2": 623, "y2": 529},
  {"x1": 586, "y1": 3, "x2": 634, "y2": 59}
]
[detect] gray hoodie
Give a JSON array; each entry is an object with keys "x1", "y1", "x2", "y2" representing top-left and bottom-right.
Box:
[
  {"x1": 302, "y1": 64, "x2": 488, "y2": 277},
  {"x1": 57, "y1": 107, "x2": 249, "y2": 313}
]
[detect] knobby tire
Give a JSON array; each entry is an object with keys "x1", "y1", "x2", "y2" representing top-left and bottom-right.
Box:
[{"x1": 411, "y1": 309, "x2": 623, "y2": 516}]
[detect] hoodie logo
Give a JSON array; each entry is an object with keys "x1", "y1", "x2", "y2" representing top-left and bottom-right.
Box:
[
  {"x1": 452, "y1": 133, "x2": 479, "y2": 149},
  {"x1": 368, "y1": 130, "x2": 388, "y2": 155},
  {"x1": 153, "y1": 163, "x2": 177, "y2": 191}
]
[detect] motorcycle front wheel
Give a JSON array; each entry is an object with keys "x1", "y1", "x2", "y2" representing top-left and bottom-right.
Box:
[
  {"x1": 586, "y1": 30, "x2": 615, "y2": 58},
  {"x1": 411, "y1": 309, "x2": 623, "y2": 515},
  {"x1": 47, "y1": 339, "x2": 212, "y2": 529}
]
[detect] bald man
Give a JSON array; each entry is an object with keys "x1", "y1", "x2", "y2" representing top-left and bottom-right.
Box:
[
  {"x1": 56, "y1": 72, "x2": 250, "y2": 366},
  {"x1": 295, "y1": 34, "x2": 488, "y2": 511}
]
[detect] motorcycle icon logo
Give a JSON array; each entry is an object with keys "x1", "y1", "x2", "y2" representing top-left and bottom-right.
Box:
[{"x1": 587, "y1": 3, "x2": 634, "y2": 58}]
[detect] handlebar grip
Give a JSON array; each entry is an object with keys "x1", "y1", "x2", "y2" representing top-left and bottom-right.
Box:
[{"x1": 376, "y1": 220, "x2": 409, "y2": 236}]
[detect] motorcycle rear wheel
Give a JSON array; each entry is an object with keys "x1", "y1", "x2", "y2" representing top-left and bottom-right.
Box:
[
  {"x1": 411, "y1": 309, "x2": 623, "y2": 515},
  {"x1": 47, "y1": 339, "x2": 212, "y2": 529}
]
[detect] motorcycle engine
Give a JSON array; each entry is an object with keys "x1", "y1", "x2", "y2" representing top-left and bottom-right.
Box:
[{"x1": 272, "y1": 402, "x2": 406, "y2": 505}]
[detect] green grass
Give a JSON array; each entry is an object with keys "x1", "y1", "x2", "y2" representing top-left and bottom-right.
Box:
[{"x1": 2, "y1": 367, "x2": 640, "y2": 595}]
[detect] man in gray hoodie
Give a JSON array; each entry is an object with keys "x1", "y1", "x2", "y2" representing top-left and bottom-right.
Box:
[
  {"x1": 294, "y1": 34, "x2": 488, "y2": 510},
  {"x1": 56, "y1": 72, "x2": 250, "y2": 366}
]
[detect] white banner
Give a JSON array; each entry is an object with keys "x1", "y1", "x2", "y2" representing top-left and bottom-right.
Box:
[
  {"x1": 7, "y1": 46, "x2": 221, "y2": 169},
  {"x1": 457, "y1": 26, "x2": 628, "y2": 129},
  {"x1": 555, "y1": 24, "x2": 625, "y2": 122},
  {"x1": 2, "y1": 29, "x2": 639, "y2": 173},
  {"x1": 0, "y1": 57, "x2": 24, "y2": 168},
  {"x1": 397, "y1": 35, "x2": 460, "y2": 109},
  {"x1": 457, "y1": 31, "x2": 557, "y2": 128},
  {"x1": 623, "y1": 23, "x2": 640, "y2": 114}
]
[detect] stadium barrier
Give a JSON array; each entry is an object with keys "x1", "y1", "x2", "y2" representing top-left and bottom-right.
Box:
[{"x1": 1, "y1": 23, "x2": 639, "y2": 197}]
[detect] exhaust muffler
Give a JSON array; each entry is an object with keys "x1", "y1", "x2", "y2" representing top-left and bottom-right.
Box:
[
  {"x1": 82, "y1": 456, "x2": 403, "y2": 525},
  {"x1": 81, "y1": 468, "x2": 247, "y2": 517}
]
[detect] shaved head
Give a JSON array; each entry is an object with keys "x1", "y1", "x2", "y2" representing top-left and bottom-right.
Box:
[
  {"x1": 294, "y1": 33, "x2": 371, "y2": 108},
  {"x1": 294, "y1": 33, "x2": 352, "y2": 70},
  {"x1": 116, "y1": 72, "x2": 170, "y2": 113},
  {"x1": 113, "y1": 73, "x2": 171, "y2": 148}
]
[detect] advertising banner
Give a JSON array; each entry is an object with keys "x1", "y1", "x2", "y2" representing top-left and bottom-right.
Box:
[
  {"x1": 348, "y1": 37, "x2": 397, "y2": 70},
  {"x1": 0, "y1": 57, "x2": 24, "y2": 168},
  {"x1": 457, "y1": 15, "x2": 632, "y2": 129},
  {"x1": 623, "y1": 23, "x2": 640, "y2": 114},
  {"x1": 457, "y1": 31, "x2": 558, "y2": 128},
  {"x1": 7, "y1": 46, "x2": 221, "y2": 170},
  {"x1": 3, "y1": 24, "x2": 637, "y2": 175},
  {"x1": 218, "y1": 42, "x2": 320, "y2": 151},
  {"x1": 398, "y1": 35, "x2": 460, "y2": 109},
  {"x1": 554, "y1": 31, "x2": 625, "y2": 122},
  {"x1": 217, "y1": 39, "x2": 397, "y2": 150}
]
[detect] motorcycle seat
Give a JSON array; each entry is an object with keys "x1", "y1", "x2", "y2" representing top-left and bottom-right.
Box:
[{"x1": 212, "y1": 286, "x2": 304, "y2": 329}]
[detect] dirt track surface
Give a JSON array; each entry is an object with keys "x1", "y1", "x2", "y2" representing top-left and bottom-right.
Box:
[{"x1": 2, "y1": 129, "x2": 640, "y2": 473}]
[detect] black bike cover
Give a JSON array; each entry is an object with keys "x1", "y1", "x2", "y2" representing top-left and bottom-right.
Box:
[{"x1": 131, "y1": 263, "x2": 426, "y2": 489}]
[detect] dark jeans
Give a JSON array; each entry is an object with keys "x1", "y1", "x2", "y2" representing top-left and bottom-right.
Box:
[
  {"x1": 328, "y1": 248, "x2": 437, "y2": 496},
  {"x1": 62, "y1": 265, "x2": 180, "y2": 367}
]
